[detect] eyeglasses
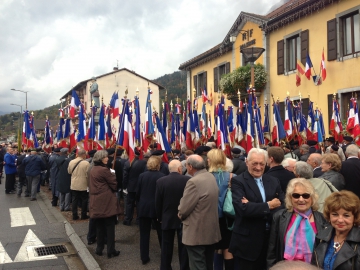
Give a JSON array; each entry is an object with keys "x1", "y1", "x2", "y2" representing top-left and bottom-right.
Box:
[{"x1": 291, "y1": 193, "x2": 311, "y2": 199}]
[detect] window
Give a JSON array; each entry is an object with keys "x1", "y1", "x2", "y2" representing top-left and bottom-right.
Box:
[
  {"x1": 193, "y1": 71, "x2": 207, "y2": 97},
  {"x1": 213, "y1": 62, "x2": 230, "y2": 92},
  {"x1": 286, "y1": 35, "x2": 300, "y2": 72},
  {"x1": 342, "y1": 12, "x2": 360, "y2": 56},
  {"x1": 277, "y1": 30, "x2": 308, "y2": 75}
]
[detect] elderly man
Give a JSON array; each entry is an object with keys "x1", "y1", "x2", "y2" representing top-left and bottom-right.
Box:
[
  {"x1": 299, "y1": 144, "x2": 310, "y2": 162},
  {"x1": 4, "y1": 147, "x2": 17, "y2": 194},
  {"x1": 229, "y1": 148, "x2": 284, "y2": 270},
  {"x1": 231, "y1": 148, "x2": 247, "y2": 175},
  {"x1": 306, "y1": 153, "x2": 323, "y2": 178},
  {"x1": 178, "y1": 155, "x2": 220, "y2": 270},
  {"x1": 56, "y1": 148, "x2": 72, "y2": 211},
  {"x1": 294, "y1": 161, "x2": 337, "y2": 213},
  {"x1": 341, "y1": 144, "x2": 360, "y2": 198},
  {"x1": 156, "y1": 160, "x2": 190, "y2": 270},
  {"x1": 281, "y1": 158, "x2": 297, "y2": 173},
  {"x1": 23, "y1": 149, "x2": 46, "y2": 201},
  {"x1": 68, "y1": 149, "x2": 90, "y2": 220}
]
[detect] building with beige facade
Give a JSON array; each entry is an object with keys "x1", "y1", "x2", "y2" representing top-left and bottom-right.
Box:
[{"x1": 60, "y1": 67, "x2": 164, "y2": 131}]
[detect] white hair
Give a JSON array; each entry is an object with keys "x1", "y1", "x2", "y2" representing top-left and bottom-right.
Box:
[
  {"x1": 225, "y1": 158, "x2": 234, "y2": 173},
  {"x1": 281, "y1": 158, "x2": 297, "y2": 167},
  {"x1": 247, "y1": 148, "x2": 268, "y2": 162}
]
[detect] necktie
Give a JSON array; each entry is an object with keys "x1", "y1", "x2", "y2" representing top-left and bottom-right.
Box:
[{"x1": 255, "y1": 178, "x2": 266, "y2": 202}]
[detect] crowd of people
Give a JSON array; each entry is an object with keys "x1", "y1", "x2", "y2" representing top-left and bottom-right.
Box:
[{"x1": 1, "y1": 135, "x2": 360, "y2": 270}]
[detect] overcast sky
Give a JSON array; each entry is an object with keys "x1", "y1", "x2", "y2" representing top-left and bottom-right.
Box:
[{"x1": 0, "y1": 0, "x2": 281, "y2": 114}]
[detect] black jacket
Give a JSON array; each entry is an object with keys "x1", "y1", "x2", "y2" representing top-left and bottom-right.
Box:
[
  {"x1": 56, "y1": 156, "x2": 73, "y2": 193},
  {"x1": 155, "y1": 172, "x2": 190, "y2": 230},
  {"x1": 265, "y1": 165, "x2": 295, "y2": 193},
  {"x1": 313, "y1": 167, "x2": 324, "y2": 178},
  {"x1": 341, "y1": 157, "x2": 360, "y2": 198},
  {"x1": 16, "y1": 154, "x2": 27, "y2": 178},
  {"x1": 229, "y1": 171, "x2": 285, "y2": 261},
  {"x1": 267, "y1": 209, "x2": 328, "y2": 268},
  {"x1": 311, "y1": 226, "x2": 360, "y2": 270},
  {"x1": 232, "y1": 157, "x2": 247, "y2": 175},
  {"x1": 136, "y1": 170, "x2": 165, "y2": 218},
  {"x1": 123, "y1": 158, "x2": 147, "y2": 192}
]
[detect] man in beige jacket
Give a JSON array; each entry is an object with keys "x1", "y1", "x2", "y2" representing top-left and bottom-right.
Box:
[
  {"x1": 178, "y1": 154, "x2": 220, "y2": 270},
  {"x1": 68, "y1": 149, "x2": 90, "y2": 220}
]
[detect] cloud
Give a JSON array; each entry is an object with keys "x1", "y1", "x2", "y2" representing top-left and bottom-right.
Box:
[{"x1": 0, "y1": 0, "x2": 279, "y2": 114}]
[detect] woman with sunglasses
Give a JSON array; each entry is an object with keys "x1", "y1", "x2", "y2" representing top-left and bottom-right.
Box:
[
  {"x1": 267, "y1": 178, "x2": 328, "y2": 268},
  {"x1": 311, "y1": 190, "x2": 360, "y2": 270}
]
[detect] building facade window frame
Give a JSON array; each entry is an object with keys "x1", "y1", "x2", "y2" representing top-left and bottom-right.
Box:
[
  {"x1": 283, "y1": 30, "x2": 302, "y2": 75},
  {"x1": 336, "y1": 86, "x2": 360, "y2": 120},
  {"x1": 335, "y1": 6, "x2": 360, "y2": 61}
]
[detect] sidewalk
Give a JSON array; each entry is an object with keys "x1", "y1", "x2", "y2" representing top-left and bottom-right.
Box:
[{"x1": 41, "y1": 186, "x2": 181, "y2": 270}]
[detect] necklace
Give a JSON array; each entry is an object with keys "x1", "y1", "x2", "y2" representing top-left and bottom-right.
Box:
[{"x1": 333, "y1": 236, "x2": 345, "y2": 253}]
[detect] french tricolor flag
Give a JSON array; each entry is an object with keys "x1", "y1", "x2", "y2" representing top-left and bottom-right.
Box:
[
  {"x1": 70, "y1": 90, "x2": 81, "y2": 118},
  {"x1": 110, "y1": 92, "x2": 119, "y2": 118},
  {"x1": 202, "y1": 86, "x2": 209, "y2": 103},
  {"x1": 246, "y1": 93, "x2": 255, "y2": 151},
  {"x1": 304, "y1": 53, "x2": 313, "y2": 80},
  {"x1": 186, "y1": 100, "x2": 195, "y2": 150},
  {"x1": 155, "y1": 113, "x2": 172, "y2": 163},
  {"x1": 143, "y1": 89, "x2": 154, "y2": 151},
  {"x1": 284, "y1": 97, "x2": 294, "y2": 139},
  {"x1": 117, "y1": 101, "x2": 135, "y2": 163}
]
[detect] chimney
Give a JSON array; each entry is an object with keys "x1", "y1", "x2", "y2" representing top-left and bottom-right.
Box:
[{"x1": 113, "y1": 67, "x2": 118, "y2": 71}]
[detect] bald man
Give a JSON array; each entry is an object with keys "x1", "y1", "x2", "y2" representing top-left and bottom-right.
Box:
[
  {"x1": 307, "y1": 153, "x2": 323, "y2": 178},
  {"x1": 156, "y1": 160, "x2": 190, "y2": 270}
]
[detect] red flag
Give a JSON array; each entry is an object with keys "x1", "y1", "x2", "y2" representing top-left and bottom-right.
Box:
[{"x1": 320, "y1": 49, "x2": 326, "y2": 81}]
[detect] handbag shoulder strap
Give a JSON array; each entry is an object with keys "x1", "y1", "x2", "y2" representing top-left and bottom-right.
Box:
[{"x1": 71, "y1": 159, "x2": 83, "y2": 174}]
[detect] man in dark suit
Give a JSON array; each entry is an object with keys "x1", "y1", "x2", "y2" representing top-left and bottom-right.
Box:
[
  {"x1": 156, "y1": 160, "x2": 190, "y2": 270},
  {"x1": 307, "y1": 153, "x2": 323, "y2": 178},
  {"x1": 231, "y1": 148, "x2": 247, "y2": 175},
  {"x1": 122, "y1": 149, "x2": 147, "y2": 225},
  {"x1": 265, "y1": 146, "x2": 295, "y2": 193},
  {"x1": 229, "y1": 148, "x2": 284, "y2": 270},
  {"x1": 341, "y1": 144, "x2": 360, "y2": 198}
]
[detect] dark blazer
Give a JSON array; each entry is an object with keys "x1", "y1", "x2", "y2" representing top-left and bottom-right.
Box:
[
  {"x1": 145, "y1": 161, "x2": 170, "y2": 175},
  {"x1": 341, "y1": 157, "x2": 360, "y2": 198},
  {"x1": 265, "y1": 165, "x2": 295, "y2": 193},
  {"x1": 136, "y1": 170, "x2": 165, "y2": 218},
  {"x1": 232, "y1": 158, "x2": 247, "y2": 175},
  {"x1": 56, "y1": 157, "x2": 72, "y2": 193},
  {"x1": 267, "y1": 209, "x2": 328, "y2": 268},
  {"x1": 313, "y1": 167, "x2": 323, "y2": 178},
  {"x1": 155, "y1": 172, "x2": 190, "y2": 230},
  {"x1": 229, "y1": 171, "x2": 285, "y2": 261},
  {"x1": 16, "y1": 154, "x2": 27, "y2": 178},
  {"x1": 311, "y1": 226, "x2": 360, "y2": 270},
  {"x1": 123, "y1": 158, "x2": 147, "y2": 192}
]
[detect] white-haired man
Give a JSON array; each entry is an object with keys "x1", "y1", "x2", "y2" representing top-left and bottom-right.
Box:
[{"x1": 341, "y1": 144, "x2": 360, "y2": 198}]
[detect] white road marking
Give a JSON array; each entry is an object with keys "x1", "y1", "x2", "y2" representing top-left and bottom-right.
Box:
[
  {"x1": 14, "y1": 229, "x2": 56, "y2": 262},
  {"x1": 9, "y1": 207, "x2": 36, "y2": 227},
  {"x1": 0, "y1": 242, "x2": 13, "y2": 264}
]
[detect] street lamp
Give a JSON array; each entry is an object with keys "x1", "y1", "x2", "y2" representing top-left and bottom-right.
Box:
[
  {"x1": 10, "y1": 103, "x2": 23, "y2": 152},
  {"x1": 240, "y1": 47, "x2": 265, "y2": 88},
  {"x1": 10, "y1": 89, "x2": 29, "y2": 110}
]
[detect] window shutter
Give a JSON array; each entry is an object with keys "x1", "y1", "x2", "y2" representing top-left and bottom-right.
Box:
[
  {"x1": 327, "y1": 19, "x2": 337, "y2": 61},
  {"x1": 214, "y1": 67, "x2": 218, "y2": 92},
  {"x1": 277, "y1": 40, "x2": 284, "y2": 75},
  {"x1": 328, "y1": 94, "x2": 333, "y2": 130},
  {"x1": 279, "y1": 102, "x2": 285, "y2": 123},
  {"x1": 193, "y1": 75, "x2": 197, "y2": 92},
  {"x1": 225, "y1": 62, "x2": 231, "y2": 74},
  {"x1": 302, "y1": 98, "x2": 309, "y2": 116},
  {"x1": 300, "y1": 30, "x2": 309, "y2": 66},
  {"x1": 204, "y1": 71, "x2": 207, "y2": 90}
]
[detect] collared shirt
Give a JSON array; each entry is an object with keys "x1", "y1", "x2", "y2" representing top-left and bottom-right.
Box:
[{"x1": 254, "y1": 178, "x2": 266, "y2": 202}]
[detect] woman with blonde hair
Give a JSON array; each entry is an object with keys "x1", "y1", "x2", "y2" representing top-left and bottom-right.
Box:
[
  {"x1": 267, "y1": 178, "x2": 328, "y2": 268},
  {"x1": 207, "y1": 149, "x2": 236, "y2": 270},
  {"x1": 136, "y1": 156, "x2": 165, "y2": 265}
]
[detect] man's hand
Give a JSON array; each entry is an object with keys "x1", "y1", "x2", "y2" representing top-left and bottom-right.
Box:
[
  {"x1": 177, "y1": 212, "x2": 182, "y2": 220},
  {"x1": 241, "y1": 197, "x2": 249, "y2": 204},
  {"x1": 267, "y1": 198, "x2": 281, "y2": 209}
]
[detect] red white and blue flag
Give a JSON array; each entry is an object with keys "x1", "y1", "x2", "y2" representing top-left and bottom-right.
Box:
[
  {"x1": 109, "y1": 92, "x2": 119, "y2": 118},
  {"x1": 70, "y1": 90, "x2": 81, "y2": 118},
  {"x1": 117, "y1": 101, "x2": 135, "y2": 163},
  {"x1": 186, "y1": 100, "x2": 195, "y2": 150},
  {"x1": 155, "y1": 113, "x2": 171, "y2": 163},
  {"x1": 144, "y1": 88, "x2": 154, "y2": 151},
  {"x1": 272, "y1": 101, "x2": 287, "y2": 146},
  {"x1": 202, "y1": 86, "x2": 209, "y2": 103},
  {"x1": 200, "y1": 103, "x2": 206, "y2": 139},
  {"x1": 284, "y1": 97, "x2": 294, "y2": 140},
  {"x1": 246, "y1": 92, "x2": 255, "y2": 151},
  {"x1": 330, "y1": 99, "x2": 343, "y2": 142},
  {"x1": 305, "y1": 53, "x2": 313, "y2": 80}
]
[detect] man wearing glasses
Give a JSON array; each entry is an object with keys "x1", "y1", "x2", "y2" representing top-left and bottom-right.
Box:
[{"x1": 229, "y1": 148, "x2": 285, "y2": 270}]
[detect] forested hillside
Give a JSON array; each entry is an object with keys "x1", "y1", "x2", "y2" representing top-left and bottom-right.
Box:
[{"x1": 153, "y1": 71, "x2": 187, "y2": 105}]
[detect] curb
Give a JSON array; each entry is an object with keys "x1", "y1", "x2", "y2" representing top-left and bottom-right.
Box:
[{"x1": 39, "y1": 191, "x2": 101, "y2": 270}]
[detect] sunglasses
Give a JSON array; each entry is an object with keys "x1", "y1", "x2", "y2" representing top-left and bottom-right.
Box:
[{"x1": 291, "y1": 193, "x2": 311, "y2": 199}]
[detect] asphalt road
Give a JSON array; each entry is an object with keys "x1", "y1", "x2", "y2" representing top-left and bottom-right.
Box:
[{"x1": 0, "y1": 174, "x2": 85, "y2": 270}]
